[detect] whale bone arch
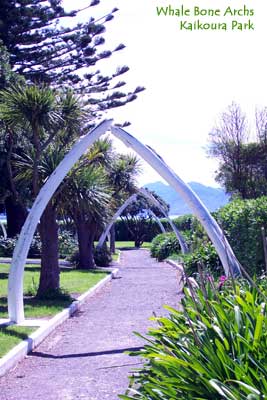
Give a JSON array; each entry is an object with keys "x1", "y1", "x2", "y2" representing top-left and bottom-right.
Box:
[
  {"x1": 148, "y1": 209, "x2": 166, "y2": 234},
  {"x1": 7, "y1": 120, "x2": 241, "y2": 324},
  {"x1": 0, "y1": 221, "x2": 7, "y2": 239},
  {"x1": 139, "y1": 187, "x2": 189, "y2": 253},
  {"x1": 97, "y1": 193, "x2": 167, "y2": 249},
  {"x1": 97, "y1": 187, "x2": 188, "y2": 253}
]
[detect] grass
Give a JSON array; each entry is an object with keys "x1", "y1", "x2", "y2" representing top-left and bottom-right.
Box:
[
  {"x1": 0, "y1": 264, "x2": 108, "y2": 319},
  {"x1": 0, "y1": 326, "x2": 35, "y2": 358},
  {"x1": 115, "y1": 241, "x2": 151, "y2": 249},
  {"x1": 112, "y1": 250, "x2": 120, "y2": 261},
  {"x1": 0, "y1": 263, "x2": 108, "y2": 357}
]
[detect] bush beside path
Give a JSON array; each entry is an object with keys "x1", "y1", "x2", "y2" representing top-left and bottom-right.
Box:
[{"x1": 0, "y1": 249, "x2": 181, "y2": 400}]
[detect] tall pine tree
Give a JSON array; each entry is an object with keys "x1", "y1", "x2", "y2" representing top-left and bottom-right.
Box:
[
  {"x1": 0, "y1": 1, "x2": 144, "y2": 235},
  {"x1": 0, "y1": 0, "x2": 144, "y2": 112}
]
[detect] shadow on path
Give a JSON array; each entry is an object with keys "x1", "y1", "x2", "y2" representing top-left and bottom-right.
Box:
[{"x1": 30, "y1": 346, "x2": 143, "y2": 360}]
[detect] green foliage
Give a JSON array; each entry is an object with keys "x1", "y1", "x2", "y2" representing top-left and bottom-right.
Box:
[
  {"x1": 164, "y1": 196, "x2": 267, "y2": 277},
  {"x1": 215, "y1": 196, "x2": 267, "y2": 275},
  {"x1": 121, "y1": 281, "x2": 267, "y2": 399},
  {"x1": 0, "y1": 1, "x2": 144, "y2": 110},
  {"x1": 119, "y1": 190, "x2": 170, "y2": 248},
  {"x1": 0, "y1": 236, "x2": 16, "y2": 257},
  {"x1": 172, "y1": 214, "x2": 194, "y2": 231},
  {"x1": 68, "y1": 246, "x2": 112, "y2": 268},
  {"x1": 0, "y1": 234, "x2": 41, "y2": 258},
  {"x1": 208, "y1": 102, "x2": 267, "y2": 199},
  {"x1": 0, "y1": 84, "x2": 59, "y2": 130},
  {"x1": 182, "y1": 242, "x2": 222, "y2": 276},
  {"x1": 0, "y1": 43, "x2": 23, "y2": 89},
  {"x1": 150, "y1": 233, "x2": 168, "y2": 258},
  {"x1": 0, "y1": 230, "x2": 77, "y2": 258},
  {"x1": 58, "y1": 230, "x2": 77, "y2": 257},
  {"x1": 115, "y1": 217, "x2": 194, "y2": 243},
  {"x1": 150, "y1": 233, "x2": 180, "y2": 261},
  {"x1": 115, "y1": 218, "x2": 162, "y2": 242},
  {"x1": 93, "y1": 246, "x2": 112, "y2": 267}
]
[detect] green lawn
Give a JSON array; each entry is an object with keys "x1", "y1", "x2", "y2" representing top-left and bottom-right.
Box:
[
  {"x1": 115, "y1": 241, "x2": 151, "y2": 249},
  {"x1": 112, "y1": 250, "x2": 120, "y2": 261},
  {"x1": 0, "y1": 326, "x2": 35, "y2": 358},
  {"x1": 0, "y1": 263, "x2": 108, "y2": 357}
]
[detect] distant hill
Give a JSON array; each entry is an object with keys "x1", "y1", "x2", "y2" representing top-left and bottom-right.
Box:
[{"x1": 143, "y1": 181, "x2": 229, "y2": 215}]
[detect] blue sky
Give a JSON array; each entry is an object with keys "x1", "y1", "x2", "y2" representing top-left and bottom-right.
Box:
[{"x1": 63, "y1": 0, "x2": 267, "y2": 187}]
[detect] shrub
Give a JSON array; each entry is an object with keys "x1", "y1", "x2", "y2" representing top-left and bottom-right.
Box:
[
  {"x1": 93, "y1": 246, "x2": 112, "y2": 267},
  {"x1": 150, "y1": 233, "x2": 167, "y2": 258},
  {"x1": 164, "y1": 196, "x2": 267, "y2": 276},
  {"x1": 182, "y1": 241, "x2": 222, "y2": 277},
  {"x1": 121, "y1": 280, "x2": 267, "y2": 399},
  {"x1": 115, "y1": 218, "x2": 162, "y2": 242},
  {"x1": 58, "y1": 230, "x2": 77, "y2": 257},
  {"x1": 0, "y1": 229, "x2": 77, "y2": 259},
  {"x1": 68, "y1": 246, "x2": 112, "y2": 268},
  {"x1": 0, "y1": 234, "x2": 41, "y2": 258},
  {"x1": 0, "y1": 236, "x2": 17, "y2": 257},
  {"x1": 215, "y1": 196, "x2": 267, "y2": 275},
  {"x1": 150, "y1": 233, "x2": 180, "y2": 261},
  {"x1": 172, "y1": 214, "x2": 195, "y2": 231}
]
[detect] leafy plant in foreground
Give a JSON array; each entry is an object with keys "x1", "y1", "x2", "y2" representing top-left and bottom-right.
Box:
[{"x1": 120, "y1": 281, "x2": 267, "y2": 399}]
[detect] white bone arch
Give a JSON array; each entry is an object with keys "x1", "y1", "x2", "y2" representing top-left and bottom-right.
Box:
[
  {"x1": 111, "y1": 126, "x2": 241, "y2": 278},
  {"x1": 97, "y1": 192, "x2": 168, "y2": 248},
  {"x1": 8, "y1": 120, "x2": 113, "y2": 323},
  {"x1": 0, "y1": 221, "x2": 7, "y2": 239},
  {"x1": 97, "y1": 193, "x2": 138, "y2": 249},
  {"x1": 97, "y1": 188, "x2": 188, "y2": 254},
  {"x1": 8, "y1": 120, "x2": 241, "y2": 323},
  {"x1": 148, "y1": 210, "x2": 166, "y2": 234},
  {"x1": 139, "y1": 188, "x2": 189, "y2": 254}
]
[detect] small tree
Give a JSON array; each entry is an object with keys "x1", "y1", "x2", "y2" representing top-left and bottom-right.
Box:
[
  {"x1": 208, "y1": 102, "x2": 267, "y2": 199},
  {"x1": 0, "y1": 84, "x2": 86, "y2": 295},
  {"x1": 59, "y1": 138, "x2": 114, "y2": 269},
  {"x1": 0, "y1": 44, "x2": 28, "y2": 236},
  {"x1": 121, "y1": 191, "x2": 170, "y2": 247},
  {"x1": 107, "y1": 153, "x2": 141, "y2": 252},
  {"x1": 63, "y1": 165, "x2": 112, "y2": 269}
]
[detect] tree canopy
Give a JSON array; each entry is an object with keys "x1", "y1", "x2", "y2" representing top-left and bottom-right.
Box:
[
  {"x1": 0, "y1": 2, "x2": 144, "y2": 297},
  {"x1": 0, "y1": 1, "x2": 144, "y2": 113},
  {"x1": 208, "y1": 102, "x2": 267, "y2": 199}
]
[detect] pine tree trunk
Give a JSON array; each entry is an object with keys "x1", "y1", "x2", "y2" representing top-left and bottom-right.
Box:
[
  {"x1": 76, "y1": 216, "x2": 96, "y2": 269},
  {"x1": 109, "y1": 224, "x2": 116, "y2": 254},
  {"x1": 37, "y1": 201, "x2": 60, "y2": 297},
  {"x1": 5, "y1": 195, "x2": 27, "y2": 237}
]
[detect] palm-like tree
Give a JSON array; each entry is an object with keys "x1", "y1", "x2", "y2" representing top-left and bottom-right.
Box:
[
  {"x1": 0, "y1": 83, "x2": 86, "y2": 296},
  {"x1": 14, "y1": 144, "x2": 68, "y2": 294},
  {"x1": 61, "y1": 165, "x2": 112, "y2": 269},
  {"x1": 0, "y1": 84, "x2": 62, "y2": 195},
  {"x1": 57, "y1": 138, "x2": 114, "y2": 269},
  {"x1": 107, "y1": 153, "x2": 141, "y2": 252}
]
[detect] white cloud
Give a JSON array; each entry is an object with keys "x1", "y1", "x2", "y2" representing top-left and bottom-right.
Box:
[{"x1": 63, "y1": 0, "x2": 267, "y2": 187}]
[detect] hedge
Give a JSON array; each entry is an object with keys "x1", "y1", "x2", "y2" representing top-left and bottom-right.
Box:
[{"x1": 215, "y1": 196, "x2": 267, "y2": 275}]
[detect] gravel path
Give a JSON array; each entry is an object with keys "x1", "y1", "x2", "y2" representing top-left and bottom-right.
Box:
[{"x1": 0, "y1": 249, "x2": 181, "y2": 400}]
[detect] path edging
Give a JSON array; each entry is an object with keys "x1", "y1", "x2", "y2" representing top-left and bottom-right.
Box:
[
  {"x1": 166, "y1": 259, "x2": 184, "y2": 274},
  {"x1": 0, "y1": 268, "x2": 118, "y2": 378}
]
